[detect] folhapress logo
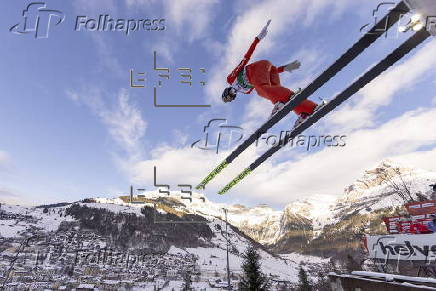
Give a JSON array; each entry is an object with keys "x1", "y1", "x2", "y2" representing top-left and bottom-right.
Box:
[{"x1": 10, "y1": 2, "x2": 65, "y2": 39}]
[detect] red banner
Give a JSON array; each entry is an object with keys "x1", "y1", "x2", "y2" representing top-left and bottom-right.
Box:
[
  {"x1": 405, "y1": 200, "x2": 436, "y2": 215},
  {"x1": 383, "y1": 214, "x2": 434, "y2": 234}
]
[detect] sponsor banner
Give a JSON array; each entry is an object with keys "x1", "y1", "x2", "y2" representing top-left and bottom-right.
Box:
[
  {"x1": 383, "y1": 216, "x2": 402, "y2": 233},
  {"x1": 383, "y1": 215, "x2": 434, "y2": 234},
  {"x1": 366, "y1": 233, "x2": 436, "y2": 261},
  {"x1": 405, "y1": 200, "x2": 436, "y2": 215}
]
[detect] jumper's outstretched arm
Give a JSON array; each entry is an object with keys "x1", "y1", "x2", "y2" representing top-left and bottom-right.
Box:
[
  {"x1": 278, "y1": 60, "x2": 301, "y2": 73},
  {"x1": 226, "y1": 20, "x2": 271, "y2": 85}
]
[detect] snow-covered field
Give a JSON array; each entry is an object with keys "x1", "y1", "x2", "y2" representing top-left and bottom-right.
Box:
[
  {"x1": 169, "y1": 219, "x2": 300, "y2": 282},
  {"x1": 0, "y1": 204, "x2": 75, "y2": 237},
  {"x1": 0, "y1": 219, "x2": 27, "y2": 238}
]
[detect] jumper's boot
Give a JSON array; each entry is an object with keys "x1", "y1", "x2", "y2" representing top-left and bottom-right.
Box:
[
  {"x1": 270, "y1": 101, "x2": 285, "y2": 118},
  {"x1": 269, "y1": 88, "x2": 302, "y2": 118},
  {"x1": 293, "y1": 99, "x2": 328, "y2": 129}
]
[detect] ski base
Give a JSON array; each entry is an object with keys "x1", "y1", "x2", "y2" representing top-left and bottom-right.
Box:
[
  {"x1": 218, "y1": 168, "x2": 252, "y2": 195},
  {"x1": 195, "y1": 160, "x2": 229, "y2": 190}
]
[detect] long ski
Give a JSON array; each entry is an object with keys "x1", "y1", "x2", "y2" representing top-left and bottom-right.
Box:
[
  {"x1": 196, "y1": 1, "x2": 409, "y2": 190},
  {"x1": 218, "y1": 29, "x2": 430, "y2": 194}
]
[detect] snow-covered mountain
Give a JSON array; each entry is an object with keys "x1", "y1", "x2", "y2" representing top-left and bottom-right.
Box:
[
  {"x1": 1, "y1": 159, "x2": 435, "y2": 289},
  {"x1": 144, "y1": 159, "x2": 435, "y2": 255},
  {"x1": 334, "y1": 159, "x2": 436, "y2": 214},
  {"x1": 231, "y1": 160, "x2": 436, "y2": 250},
  {"x1": 135, "y1": 160, "x2": 434, "y2": 255},
  {"x1": 274, "y1": 160, "x2": 436, "y2": 255},
  {"x1": 0, "y1": 199, "x2": 318, "y2": 290},
  {"x1": 87, "y1": 161, "x2": 435, "y2": 257}
]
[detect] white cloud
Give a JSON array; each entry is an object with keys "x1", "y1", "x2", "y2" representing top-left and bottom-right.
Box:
[
  {"x1": 162, "y1": 0, "x2": 219, "y2": 42},
  {"x1": 233, "y1": 107, "x2": 436, "y2": 204},
  {"x1": 172, "y1": 129, "x2": 189, "y2": 146},
  {"x1": 327, "y1": 39, "x2": 436, "y2": 131},
  {"x1": 130, "y1": 146, "x2": 212, "y2": 186},
  {"x1": 241, "y1": 97, "x2": 271, "y2": 133},
  {"x1": 127, "y1": 107, "x2": 436, "y2": 206},
  {"x1": 392, "y1": 148, "x2": 436, "y2": 173},
  {"x1": 101, "y1": 90, "x2": 147, "y2": 162},
  {"x1": 67, "y1": 87, "x2": 105, "y2": 112},
  {"x1": 67, "y1": 88, "x2": 147, "y2": 164}
]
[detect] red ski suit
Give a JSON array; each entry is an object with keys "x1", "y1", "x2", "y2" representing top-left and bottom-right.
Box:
[{"x1": 227, "y1": 37, "x2": 316, "y2": 115}]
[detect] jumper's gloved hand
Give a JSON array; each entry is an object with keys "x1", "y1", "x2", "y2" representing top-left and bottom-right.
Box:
[
  {"x1": 283, "y1": 60, "x2": 301, "y2": 72},
  {"x1": 257, "y1": 19, "x2": 271, "y2": 40}
]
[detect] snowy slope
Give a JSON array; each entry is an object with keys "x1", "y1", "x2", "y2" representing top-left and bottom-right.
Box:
[
  {"x1": 0, "y1": 204, "x2": 75, "y2": 238},
  {"x1": 0, "y1": 200, "x2": 303, "y2": 284},
  {"x1": 169, "y1": 220, "x2": 299, "y2": 282}
]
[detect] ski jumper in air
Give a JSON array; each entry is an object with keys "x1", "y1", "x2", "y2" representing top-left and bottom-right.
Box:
[{"x1": 221, "y1": 20, "x2": 323, "y2": 126}]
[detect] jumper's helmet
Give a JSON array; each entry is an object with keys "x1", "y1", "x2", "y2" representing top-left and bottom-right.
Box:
[{"x1": 222, "y1": 87, "x2": 237, "y2": 103}]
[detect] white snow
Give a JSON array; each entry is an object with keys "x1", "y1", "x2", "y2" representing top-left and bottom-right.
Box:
[
  {"x1": 280, "y1": 252, "x2": 330, "y2": 265},
  {"x1": 184, "y1": 220, "x2": 299, "y2": 282},
  {"x1": 352, "y1": 271, "x2": 436, "y2": 284},
  {"x1": 0, "y1": 219, "x2": 27, "y2": 238},
  {"x1": 0, "y1": 204, "x2": 75, "y2": 238},
  {"x1": 0, "y1": 201, "x2": 306, "y2": 284}
]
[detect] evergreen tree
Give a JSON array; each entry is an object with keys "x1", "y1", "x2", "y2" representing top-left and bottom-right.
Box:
[
  {"x1": 239, "y1": 245, "x2": 270, "y2": 291},
  {"x1": 182, "y1": 271, "x2": 192, "y2": 291},
  {"x1": 297, "y1": 265, "x2": 312, "y2": 291}
]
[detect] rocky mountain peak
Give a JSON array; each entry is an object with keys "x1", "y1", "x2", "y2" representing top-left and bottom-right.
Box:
[{"x1": 340, "y1": 159, "x2": 418, "y2": 204}]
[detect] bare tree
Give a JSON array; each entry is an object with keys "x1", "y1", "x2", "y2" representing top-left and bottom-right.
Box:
[{"x1": 379, "y1": 167, "x2": 415, "y2": 203}]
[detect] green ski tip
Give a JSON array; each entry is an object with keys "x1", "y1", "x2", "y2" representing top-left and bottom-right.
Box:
[
  {"x1": 218, "y1": 168, "x2": 252, "y2": 195},
  {"x1": 195, "y1": 160, "x2": 228, "y2": 190}
]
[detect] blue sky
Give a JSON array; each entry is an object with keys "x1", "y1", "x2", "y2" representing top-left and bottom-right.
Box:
[{"x1": 1, "y1": 0, "x2": 435, "y2": 208}]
